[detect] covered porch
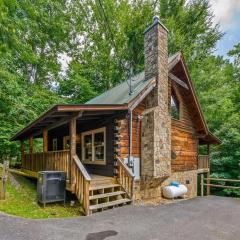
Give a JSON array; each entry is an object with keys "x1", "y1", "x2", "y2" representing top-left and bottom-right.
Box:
[{"x1": 11, "y1": 104, "x2": 134, "y2": 215}]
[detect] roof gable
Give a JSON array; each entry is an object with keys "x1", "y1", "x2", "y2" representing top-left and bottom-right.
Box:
[
  {"x1": 169, "y1": 52, "x2": 220, "y2": 144},
  {"x1": 10, "y1": 52, "x2": 220, "y2": 144},
  {"x1": 86, "y1": 54, "x2": 180, "y2": 106},
  {"x1": 170, "y1": 53, "x2": 207, "y2": 133}
]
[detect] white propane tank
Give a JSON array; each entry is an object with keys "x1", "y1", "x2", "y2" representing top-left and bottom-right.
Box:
[{"x1": 162, "y1": 184, "x2": 188, "y2": 199}]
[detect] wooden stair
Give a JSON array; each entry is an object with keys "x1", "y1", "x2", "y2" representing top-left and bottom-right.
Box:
[
  {"x1": 71, "y1": 155, "x2": 134, "y2": 215},
  {"x1": 88, "y1": 175, "x2": 131, "y2": 214}
]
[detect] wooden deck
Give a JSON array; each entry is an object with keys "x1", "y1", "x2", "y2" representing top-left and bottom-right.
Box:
[
  {"x1": 22, "y1": 150, "x2": 70, "y2": 179},
  {"x1": 11, "y1": 168, "x2": 132, "y2": 215},
  {"x1": 12, "y1": 152, "x2": 134, "y2": 215}
]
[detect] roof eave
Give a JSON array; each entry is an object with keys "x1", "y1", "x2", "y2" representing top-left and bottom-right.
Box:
[
  {"x1": 128, "y1": 77, "x2": 156, "y2": 110},
  {"x1": 177, "y1": 53, "x2": 209, "y2": 134},
  {"x1": 10, "y1": 104, "x2": 129, "y2": 141},
  {"x1": 208, "y1": 131, "x2": 222, "y2": 145}
]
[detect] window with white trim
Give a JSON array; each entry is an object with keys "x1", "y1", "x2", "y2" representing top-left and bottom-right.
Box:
[{"x1": 81, "y1": 127, "x2": 106, "y2": 165}]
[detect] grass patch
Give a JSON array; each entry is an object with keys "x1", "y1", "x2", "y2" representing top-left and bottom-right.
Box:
[{"x1": 0, "y1": 171, "x2": 83, "y2": 219}]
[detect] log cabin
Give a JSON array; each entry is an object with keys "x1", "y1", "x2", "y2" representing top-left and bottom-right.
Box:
[{"x1": 11, "y1": 16, "x2": 220, "y2": 215}]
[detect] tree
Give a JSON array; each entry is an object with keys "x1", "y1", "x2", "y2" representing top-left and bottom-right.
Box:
[
  {"x1": 190, "y1": 49, "x2": 240, "y2": 197},
  {"x1": 0, "y1": 0, "x2": 67, "y2": 161},
  {"x1": 59, "y1": 62, "x2": 97, "y2": 103},
  {"x1": 0, "y1": 0, "x2": 239, "y2": 198}
]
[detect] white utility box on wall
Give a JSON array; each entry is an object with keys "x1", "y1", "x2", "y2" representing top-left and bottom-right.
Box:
[{"x1": 124, "y1": 157, "x2": 140, "y2": 180}]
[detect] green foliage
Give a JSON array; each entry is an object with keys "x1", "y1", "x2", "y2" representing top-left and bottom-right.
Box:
[
  {"x1": 191, "y1": 51, "x2": 240, "y2": 197},
  {"x1": 59, "y1": 62, "x2": 97, "y2": 103},
  {"x1": 0, "y1": 172, "x2": 83, "y2": 218},
  {"x1": 160, "y1": 0, "x2": 223, "y2": 66},
  {"x1": 0, "y1": 0, "x2": 66, "y2": 161},
  {"x1": 0, "y1": 0, "x2": 72, "y2": 85},
  {"x1": 0, "y1": 0, "x2": 239, "y2": 197}
]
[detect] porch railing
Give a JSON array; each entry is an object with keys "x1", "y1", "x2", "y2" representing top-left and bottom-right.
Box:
[
  {"x1": 200, "y1": 176, "x2": 240, "y2": 196},
  {"x1": 22, "y1": 150, "x2": 70, "y2": 179},
  {"x1": 198, "y1": 155, "x2": 209, "y2": 169},
  {"x1": 116, "y1": 157, "x2": 134, "y2": 198},
  {"x1": 72, "y1": 154, "x2": 91, "y2": 215}
]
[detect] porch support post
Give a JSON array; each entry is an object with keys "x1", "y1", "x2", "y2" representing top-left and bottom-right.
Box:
[
  {"x1": 29, "y1": 136, "x2": 33, "y2": 154},
  {"x1": 43, "y1": 128, "x2": 48, "y2": 152},
  {"x1": 29, "y1": 136, "x2": 33, "y2": 171},
  {"x1": 201, "y1": 173, "x2": 204, "y2": 197},
  {"x1": 206, "y1": 144, "x2": 211, "y2": 195},
  {"x1": 20, "y1": 140, "x2": 25, "y2": 168},
  {"x1": 69, "y1": 117, "x2": 77, "y2": 184}
]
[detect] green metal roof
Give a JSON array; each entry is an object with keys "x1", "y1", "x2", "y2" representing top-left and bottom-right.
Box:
[
  {"x1": 86, "y1": 72, "x2": 149, "y2": 105},
  {"x1": 86, "y1": 54, "x2": 180, "y2": 105},
  {"x1": 168, "y1": 52, "x2": 180, "y2": 64}
]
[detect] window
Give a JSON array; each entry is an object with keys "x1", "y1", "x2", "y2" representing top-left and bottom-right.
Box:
[
  {"x1": 82, "y1": 127, "x2": 106, "y2": 165},
  {"x1": 171, "y1": 93, "x2": 180, "y2": 120},
  {"x1": 63, "y1": 136, "x2": 70, "y2": 150},
  {"x1": 52, "y1": 138, "x2": 58, "y2": 151}
]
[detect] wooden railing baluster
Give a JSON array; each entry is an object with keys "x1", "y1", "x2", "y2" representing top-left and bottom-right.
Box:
[
  {"x1": 116, "y1": 157, "x2": 134, "y2": 199},
  {"x1": 22, "y1": 150, "x2": 71, "y2": 179},
  {"x1": 198, "y1": 155, "x2": 209, "y2": 169},
  {"x1": 72, "y1": 154, "x2": 91, "y2": 215}
]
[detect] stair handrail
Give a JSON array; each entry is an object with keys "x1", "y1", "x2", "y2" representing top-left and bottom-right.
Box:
[
  {"x1": 73, "y1": 155, "x2": 91, "y2": 181},
  {"x1": 116, "y1": 157, "x2": 134, "y2": 198},
  {"x1": 72, "y1": 154, "x2": 91, "y2": 215},
  {"x1": 117, "y1": 157, "x2": 135, "y2": 178}
]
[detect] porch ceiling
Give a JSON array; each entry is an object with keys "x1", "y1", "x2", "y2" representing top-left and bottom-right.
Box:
[{"x1": 11, "y1": 104, "x2": 128, "y2": 141}]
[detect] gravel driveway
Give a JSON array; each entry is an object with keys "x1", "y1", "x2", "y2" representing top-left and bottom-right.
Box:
[{"x1": 0, "y1": 196, "x2": 239, "y2": 240}]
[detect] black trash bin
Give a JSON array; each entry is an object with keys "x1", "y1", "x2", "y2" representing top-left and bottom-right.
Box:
[{"x1": 37, "y1": 171, "x2": 66, "y2": 207}]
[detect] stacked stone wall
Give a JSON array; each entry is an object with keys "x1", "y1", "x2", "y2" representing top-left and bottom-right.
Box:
[
  {"x1": 142, "y1": 18, "x2": 171, "y2": 180},
  {"x1": 137, "y1": 17, "x2": 198, "y2": 204},
  {"x1": 133, "y1": 170, "x2": 198, "y2": 202}
]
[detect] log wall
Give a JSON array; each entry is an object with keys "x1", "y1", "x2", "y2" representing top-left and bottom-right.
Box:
[
  {"x1": 117, "y1": 102, "x2": 145, "y2": 159},
  {"x1": 117, "y1": 81, "x2": 198, "y2": 173},
  {"x1": 170, "y1": 81, "x2": 198, "y2": 172}
]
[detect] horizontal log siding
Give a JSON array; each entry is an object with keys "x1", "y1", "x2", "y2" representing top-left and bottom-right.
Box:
[
  {"x1": 170, "y1": 81, "x2": 198, "y2": 172},
  {"x1": 117, "y1": 102, "x2": 145, "y2": 159}
]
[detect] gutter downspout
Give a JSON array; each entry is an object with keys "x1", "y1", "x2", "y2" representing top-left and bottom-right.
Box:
[{"x1": 128, "y1": 109, "x2": 133, "y2": 167}]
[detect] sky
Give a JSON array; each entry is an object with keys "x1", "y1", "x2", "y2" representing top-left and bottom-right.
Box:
[{"x1": 209, "y1": 0, "x2": 240, "y2": 58}]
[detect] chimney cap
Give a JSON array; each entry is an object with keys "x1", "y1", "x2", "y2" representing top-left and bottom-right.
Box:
[
  {"x1": 153, "y1": 15, "x2": 160, "y2": 22},
  {"x1": 144, "y1": 16, "x2": 169, "y2": 34}
]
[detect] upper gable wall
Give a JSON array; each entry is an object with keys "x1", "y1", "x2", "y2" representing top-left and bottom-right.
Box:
[
  {"x1": 169, "y1": 77, "x2": 198, "y2": 172},
  {"x1": 170, "y1": 81, "x2": 197, "y2": 132},
  {"x1": 171, "y1": 60, "x2": 206, "y2": 134}
]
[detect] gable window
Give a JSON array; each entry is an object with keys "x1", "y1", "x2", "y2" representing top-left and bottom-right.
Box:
[
  {"x1": 52, "y1": 138, "x2": 58, "y2": 151},
  {"x1": 171, "y1": 93, "x2": 180, "y2": 120},
  {"x1": 82, "y1": 127, "x2": 106, "y2": 165}
]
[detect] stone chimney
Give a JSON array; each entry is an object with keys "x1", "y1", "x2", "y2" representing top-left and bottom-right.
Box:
[{"x1": 141, "y1": 16, "x2": 171, "y2": 179}]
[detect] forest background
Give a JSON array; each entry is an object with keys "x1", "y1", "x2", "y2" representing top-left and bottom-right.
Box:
[{"x1": 0, "y1": 0, "x2": 239, "y2": 196}]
